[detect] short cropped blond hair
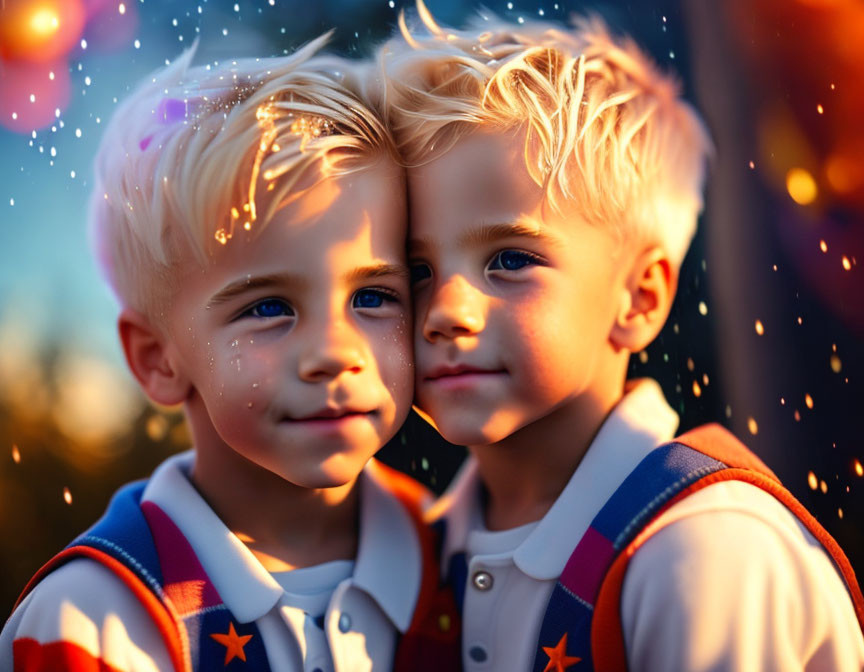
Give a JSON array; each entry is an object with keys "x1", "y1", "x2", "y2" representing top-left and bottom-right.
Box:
[
  {"x1": 379, "y1": 3, "x2": 711, "y2": 265},
  {"x1": 90, "y1": 34, "x2": 397, "y2": 319}
]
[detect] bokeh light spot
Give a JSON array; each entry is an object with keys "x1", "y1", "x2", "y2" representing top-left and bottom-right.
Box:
[{"x1": 786, "y1": 168, "x2": 818, "y2": 205}]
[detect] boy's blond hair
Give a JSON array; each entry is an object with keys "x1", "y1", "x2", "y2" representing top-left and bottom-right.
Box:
[
  {"x1": 90, "y1": 34, "x2": 398, "y2": 320},
  {"x1": 380, "y1": 3, "x2": 711, "y2": 265}
]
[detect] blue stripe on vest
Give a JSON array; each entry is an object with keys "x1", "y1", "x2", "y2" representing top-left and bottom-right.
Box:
[
  {"x1": 531, "y1": 442, "x2": 727, "y2": 672},
  {"x1": 66, "y1": 479, "x2": 271, "y2": 671}
]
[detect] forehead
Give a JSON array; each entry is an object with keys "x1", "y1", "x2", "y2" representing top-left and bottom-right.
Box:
[{"x1": 407, "y1": 128, "x2": 546, "y2": 237}]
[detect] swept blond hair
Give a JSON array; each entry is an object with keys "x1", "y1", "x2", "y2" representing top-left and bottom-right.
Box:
[
  {"x1": 379, "y1": 2, "x2": 711, "y2": 265},
  {"x1": 90, "y1": 34, "x2": 398, "y2": 319}
]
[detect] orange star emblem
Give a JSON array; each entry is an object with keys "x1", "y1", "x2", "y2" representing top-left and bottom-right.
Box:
[
  {"x1": 542, "y1": 632, "x2": 582, "y2": 672},
  {"x1": 210, "y1": 622, "x2": 253, "y2": 665}
]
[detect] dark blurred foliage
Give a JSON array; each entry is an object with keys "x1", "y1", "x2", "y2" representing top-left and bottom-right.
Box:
[{"x1": 1, "y1": 0, "x2": 862, "y2": 620}]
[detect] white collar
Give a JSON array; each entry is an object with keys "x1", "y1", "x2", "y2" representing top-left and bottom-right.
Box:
[
  {"x1": 142, "y1": 455, "x2": 422, "y2": 631},
  {"x1": 432, "y1": 379, "x2": 679, "y2": 580}
]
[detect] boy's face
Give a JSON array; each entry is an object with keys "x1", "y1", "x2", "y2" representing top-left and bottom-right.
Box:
[
  {"x1": 167, "y1": 160, "x2": 412, "y2": 488},
  {"x1": 408, "y1": 129, "x2": 627, "y2": 447}
]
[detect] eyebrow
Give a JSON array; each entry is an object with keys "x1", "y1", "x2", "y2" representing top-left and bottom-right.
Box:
[
  {"x1": 410, "y1": 221, "x2": 560, "y2": 255},
  {"x1": 344, "y1": 262, "x2": 410, "y2": 283},
  {"x1": 207, "y1": 273, "x2": 307, "y2": 308}
]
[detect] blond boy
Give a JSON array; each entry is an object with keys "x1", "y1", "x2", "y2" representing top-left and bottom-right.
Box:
[
  {"x1": 381, "y1": 6, "x2": 864, "y2": 670},
  {"x1": 1, "y1": 37, "x2": 459, "y2": 671}
]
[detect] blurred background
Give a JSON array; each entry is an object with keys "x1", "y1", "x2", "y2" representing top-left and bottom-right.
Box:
[{"x1": 0, "y1": 0, "x2": 862, "y2": 616}]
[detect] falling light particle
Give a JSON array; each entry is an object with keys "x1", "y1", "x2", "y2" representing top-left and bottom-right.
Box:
[
  {"x1": 725, "y1": 405, "x2": 732, "y2": 418},
  {"x1": 819, "y1": 480, "x2": 827, "y2": 494},
  {"x1": 11, "y1": 112, "x2": 17, "y2": 120},
  {"x1": 119, "y1": 3, "x2": 126, "y2": 14},
  {"x1": 81, "y1": 39, "x2": 88, "y2": 50},
  {"x1": 755, "y1": 319, "x2": 764, "y2": 335},
  {"x1": 816, "y1": 104, "x2": 824, "y2": 114},
  {"x1": 146, "y1": 414, "x2": 169, "y2": 441},
  {"x1": 243, "y1": 221, "x2": 251, "y2": 231},
  {"x1": 63, "y1": 487, "x2": 73, "y2": 504},
  {"x1": 842, "y1": 256, "x2": 851, "y2": 271},
  {"x1": 49, "y1": 71, "x2": 55, "y2": 81},
  {"x1": 214, "y1": 229, "x2": 229, "y2": 245},
  {"x1": 838, "y1": 508, "x2": 844, "y2": 519},
  {"x1": 12, "y1": 445, "x2": 21, "y2": 463},
  {"x1": 686, "y1": 357, "x2": 695, "y2": 371},
  {"x1": 702, "y1": 373, "x2": 709, "y2": 386},
  {"x1": 638, "y1": 351, "x2": 648, "y2": 364},
  {"x1": 772, "y1": 264, "x2": 778, "y2": 271},
  {"x1": 9, "y1": 198, "x2": 14, "y2": 206},
  {"x1": 748, "y1": 160, "x2": 755, "y2": 169},
  {"x1": 854, "y1": 459, "x2": 863, "y2": 477},
  {"x1": 747, "y1": 417, "x2": 758, "y2": 435},
  {"x1": 389, "y1": 0, "x2": 395, "y2": 6},
  {"x1": 780, "y1": 397, "x2": 785, "y2": 405},
  {"x1": 698, "y1": 301, "x2": 708, "y2": 315},
  {"x1": 85, "y1": 76, "x2": 91, "y2": 86},
  {"x1": 75, "y1": 128, "x2": 82, "y2": 138},
  {"x1": 134, "y1": 39, "x2": 141, "y2": 49},
  {"x1": 692, "y1": 380, "x2": 702, "y2": 398},
  {"x1": 830, "y1": 355, "x2": 842, "y2": 373},
  {"x1": 794, "y1": 410, "x2": 801, "y2": 422},
  {"x1": 29, "y1": 94, "x2": 36, "y2": 103},
  {"x1": 70, "y1": 170, "x2": 75, "y2": 178},
  {"x1": 222, "y1": 28, "x2": 228, "y2": 36},
  {"x1": 669, "y1": 50, "x2": 675, "y2": 59},
  {"x1": 804, "y1": 393, "x2": 814, "y2": 409},
  {"x1": 786, "y1": 168, "x2": 817, "y2": 205},
  {"x1": 807, "y1": 471, "x2": 818, "y2": 490},
  {"x1": 797, "y1": 316, "x2": 803, "y2": 325},
  {"x1": 820, "y1": 240, "x2": 827, "y2": 253}
]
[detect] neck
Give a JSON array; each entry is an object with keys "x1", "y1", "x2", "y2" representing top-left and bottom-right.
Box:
[
  {"x1": 185, "y1": 398, "x2": 360, "y2": 572},
  {"x1": 472, "y1": 365, "x2": 627, "y2": 532}
]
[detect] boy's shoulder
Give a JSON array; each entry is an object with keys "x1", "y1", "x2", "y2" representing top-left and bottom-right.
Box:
[{"x1": 0, "y1": 557, "x2": 173, "y2": 672}]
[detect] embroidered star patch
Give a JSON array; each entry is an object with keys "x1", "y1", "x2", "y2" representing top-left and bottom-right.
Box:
[
  {"x1": 210, "y1": 622, "x2": 253, "y2": 665},
  {"x1": 542, "y1": 632, "x2": 581, "y2": 672}
]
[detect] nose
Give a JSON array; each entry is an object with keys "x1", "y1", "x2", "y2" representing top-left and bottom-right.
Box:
[
  {"x1": 298, "y1": 317, "x2": 367, "y2": 382},
  {"x1": 422, "y1": 274, "x2": 487, "y2": 342}
]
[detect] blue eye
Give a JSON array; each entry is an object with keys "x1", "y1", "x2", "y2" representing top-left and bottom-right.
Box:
[
  {"x1": 488, "y1": 250, "x2": 542, "y2": 271},
  {"x1": 353, "y1": 289, "x2": 397, "y2": 308},
  {"x1": 410, "y1": 263, "x2": 432, "y2": 284},
  {"x1": 244, "y1": 299, "x2": 293, "y2": 319}
]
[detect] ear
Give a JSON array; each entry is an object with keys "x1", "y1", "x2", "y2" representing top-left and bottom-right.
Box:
[
  {"x1": 610, "y1": 247, "x2": 677, "y2": 353},
  {"x1": 118, "y1": 308, "x2": 191, "y2": 406}
]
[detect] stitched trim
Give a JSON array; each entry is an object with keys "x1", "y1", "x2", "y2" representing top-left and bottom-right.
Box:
[
  {"x1": 558, "y1": 582, "x2": 595, "y2": 611},
  {"x1": 613, "y1": 463, "x2": 720, "y2": 549},
  {"x1": 78, "y1": 535, "x2": 167, "y2": 600}
]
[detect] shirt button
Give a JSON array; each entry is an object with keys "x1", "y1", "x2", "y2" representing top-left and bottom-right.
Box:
[
  {"x1": 471, "y1": 570, "x2": 494, "y2": 591},
  {"x1": 338, "y1": 612, "x2": 352, "y2": 633},
  {"x1": 469, "y1": 645, "x2": 488, "y2": 662}
]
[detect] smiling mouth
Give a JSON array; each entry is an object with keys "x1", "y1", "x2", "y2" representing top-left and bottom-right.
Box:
[
  {"x1": 424, "y1": 366, "x2": 506, "y2": 383},
  {"x1": 286, "y1": 409, "x2": 376, "y2": 424}
]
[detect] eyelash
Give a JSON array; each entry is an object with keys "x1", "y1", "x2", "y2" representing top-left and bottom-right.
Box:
[
  {"x1": 353, "y1": 287, "x2": 401, "y2": 308},
  {"x1": 487, "y1": 249, "x2": 545, "y2": 272},
  {"x1": 240, "y1": 298, "x2": 294, "y2": 320}
]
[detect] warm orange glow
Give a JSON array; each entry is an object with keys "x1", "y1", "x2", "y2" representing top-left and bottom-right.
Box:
[
  {"x1": 30, "y1": 8, "x2": 60, "y2": 36},
  {"x1": 63, "y1": 487, "x2": 73, "y2": 504},
  {"x1": 826, "y1": 154, "x2": 861, "y2": 194},
  {"x1": 819, "y1": 240, "x2": 827, "y2": 253},
  {"x1": 841, "y1": 256, "x2": 851, "y2": 271},
  {"x1": 816, "y1": 104, "x2": 824, "y2": 114},
  {"x1": 830, "y1": 355, "x2": 842, "y2": 372},
  {"x1": 804, "y1": 393, "x2": 814, "y2": 409},
  {"x1": 807, "y1": 471, "x2": 818, "y2": 489},
  {"x1": 786, "y1": 168, "x2": 818, "y2": 205},
  {"x1": 692, "y1": 380, "x2": 702, "y2": 398},
  {"x1": 11, "y1": 445, "x2": 21, "y2": 464},
  {"x1": 819, "y1": 480, "x2": 827, "y2": 494},
  {"x1": 854, "y1": 459, "x2": 863, "y2": 477},
  {"x1": 755, "y1": 319, "x2": 764, "y2": 335}
]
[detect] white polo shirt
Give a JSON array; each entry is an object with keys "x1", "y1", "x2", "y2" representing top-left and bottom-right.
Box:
[
  {"x1": 1, "y1": 453, "x2": 424, "y2": 672},
  {"x1": 432, "y1": 379, "x2": 864, "y2": 671}
]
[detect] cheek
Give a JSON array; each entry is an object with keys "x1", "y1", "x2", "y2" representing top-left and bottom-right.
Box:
[
  {"x1": 372, "y1": 320, "x2": 414, "y2": 399},
  {"x1": 202, "y1": 337, "x2": 286, "y2": 414}
]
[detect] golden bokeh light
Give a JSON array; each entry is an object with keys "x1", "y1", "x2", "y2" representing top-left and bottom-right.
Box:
[
  {"x1": 830, "y1": 354, "x2": 842, "y2": 373},
  {"x1": 747, "y1": 417, "x2": 758, "y2": 435},
  {"x1": 63, "y1": 487, "x2": 73, "y2": 505},
  {"x1": 804, "y1": 393, "x2": 814, "y2": 409},
  {"x1": 807, "y1": 471, "x2": 818, "y2": 490},
  {"x1": 755, "y1": 319, "x2": 764, "y2": 335},
  {"x1": 692, "y1": 380, "x2": 702, "y2": 398},
  {"x1": 841, "y1": 256, "x2": 851, "y2": 271},
  {"x1": 854, "y1": 459, "x2": 863, "y2": 477},
  {"x1": 786, "y1": 168, "x2": 818, "y2": 205}
]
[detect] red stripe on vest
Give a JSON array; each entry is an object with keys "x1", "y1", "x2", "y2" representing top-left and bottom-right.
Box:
[
  {"x1": 14, "y1": 637, "x2": 125, "y2": 672},
  {"x1": 13, "y1": 546, "x2": 189, "y2": 672}
]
